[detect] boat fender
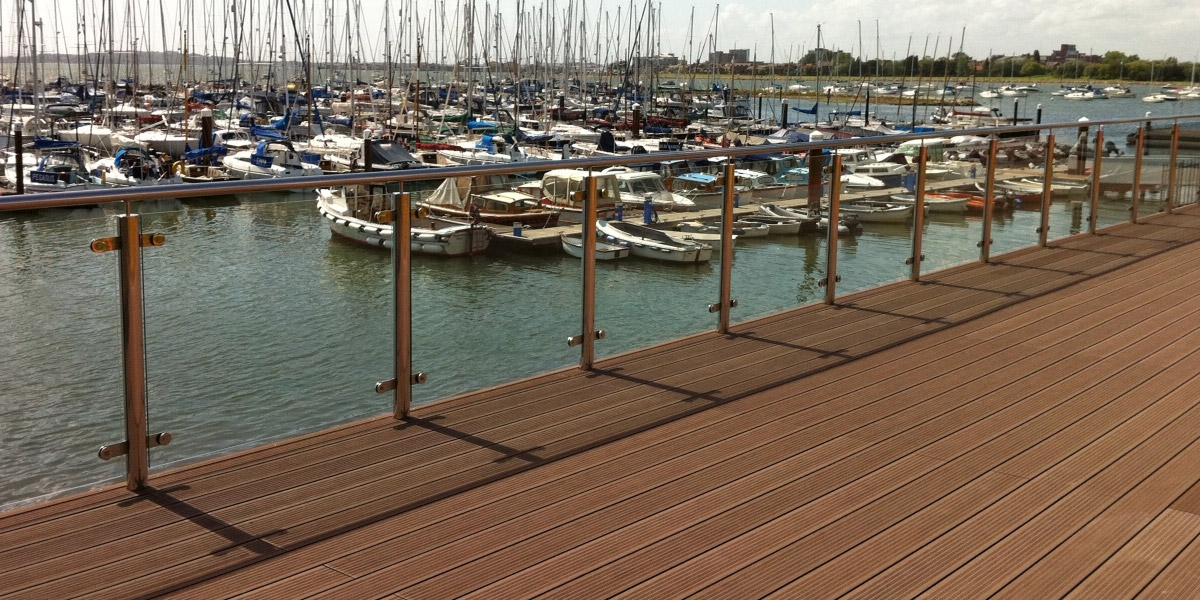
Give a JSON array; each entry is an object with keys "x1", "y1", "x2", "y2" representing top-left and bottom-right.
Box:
[{"x1": 413, "y1": 206, "x2": 428, "y2": 219}]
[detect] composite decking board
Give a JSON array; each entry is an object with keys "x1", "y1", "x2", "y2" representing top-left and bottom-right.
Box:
[
  {"x1": 1134, "y1": 520, "x2": 1200, "y2": 599},
  {"x1": 925, "y1": 394, "x2": 1200, "y2": 599},
  {"x1": 2, "y1": 208, "x2": 1200, "y2": 599},
  {"x1": 7, "y1": 254, "x2": 1190, "y2": 590},
  {"x1": 7, "y1": 238, "x2": 1190, "y2": 595},
  {"x1": 317, "y1": 303, "x2": 1200, "y2": 598},
  {"x1": 162, "y1": 252, "x2": 1200, "y2": 595},
  {"x1": 842, "y1": 379, "x2": 1200, "y2": 600},
  {"x1": 1015, "y1": 510, "x2": 1200, "y2": 600},
  {"x1": 518, "y1": 304, "x2": 1200, "y2": 600},
  {"x1": 621, "y1": 320, "x2": 1200, "y2": 600},
  {"x1": 295, "y1": 284, "x2": 1185, "y2": 595},
  {"x1": 220, "y1": 566, "x2": 352, "y2": 600},
  {"x1": 0, "y1": 220, "x2": 1152, "y2": 540},
  {"x1": 14, "y1": 225, "x2": 1108, "y2": 540},
  {"x1": 150, "y1": 255, "x2": 1180, "y2": 597},
  {"x1": 772, "y1": 368, "x2": 1188, "y2": 599},
  {"x1": 413, "y1": 225, "x2": 1159, "y2": 418},
  {"x1": 0, "y1": 218, "x2": 1171, "y2": 532}
]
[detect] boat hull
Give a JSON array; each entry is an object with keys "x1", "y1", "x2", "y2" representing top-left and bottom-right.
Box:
[{"x1": 318, "y1": 198, "x2": 491, "y2": 256}]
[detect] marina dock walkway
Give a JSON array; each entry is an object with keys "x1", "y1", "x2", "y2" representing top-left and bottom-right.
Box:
[{"x1": 7, "y1": 206, "x2": 1200, "y2": 599}]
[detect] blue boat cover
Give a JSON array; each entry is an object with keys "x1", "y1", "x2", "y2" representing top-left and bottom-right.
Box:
[
  {"x1": 184, "y1": 146, "x2": 228, "y2": 161},
  {"x1": 33, "y1": 138, "x2": 80, "y2": 150}
]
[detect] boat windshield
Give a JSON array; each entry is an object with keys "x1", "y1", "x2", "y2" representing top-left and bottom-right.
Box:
[{"x1": 620, "y1": 177, "x2": 665, "y2": 195}]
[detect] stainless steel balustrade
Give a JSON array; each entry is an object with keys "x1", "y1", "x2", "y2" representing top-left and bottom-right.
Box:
[{"x1": 4, "y1": 114, "x2": 1196, "y2": 492}]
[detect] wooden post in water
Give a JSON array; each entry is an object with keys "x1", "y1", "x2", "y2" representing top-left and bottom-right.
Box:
[
  {"x1": 579, "y1": 174, "x2": 600, "y2": 369},
  {"x1": 825, "y1": 155, "x2": 842, "y2": 304},
  {"x1": 716, "y1": 161, "x2": 736, "y2": 332},
  {"x1": 13, "y1": 121, "x2": 24, "y2": 195},
  {"x1": 910, "y1": 147, "x2": 927, "y2": 282},
  {"x1": 807, "y1": 148, "x2": 824, "y2": 209},
  {"x1": 1089, "y1": 128, "x2": 1104, "y2": 234},
  {"x1": 1168, "y1": 123, "x2": 1181, "y2": 213},
  {"x1": 981, "y1": 138, "x2": 998, "y2": 263},
  {"x1": 392, "y1": 192, "x2": 414, "y2": 418},
  {"x1": 1039, "y1": 133, "x2": 1056, "y2": 247},
  {"x1": 1131, "y1": 125, "x2": 1146, "y2": 223},
  {"x1": 363, "y1": 138, "x2": 375, "y2": 172}
]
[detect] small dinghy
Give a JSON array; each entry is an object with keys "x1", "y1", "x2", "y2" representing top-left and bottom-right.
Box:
[{"x1": 559, "y1": 231, "x2": 630, "y2": 260}]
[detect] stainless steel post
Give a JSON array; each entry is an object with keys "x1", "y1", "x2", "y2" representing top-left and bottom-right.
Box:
[
  {"x1": 718, "y1": 162, "x2": 735, "y2": 333},
  {"x1": 1039, "y1": 133, "x2": 1056, "y2": 247},
  {"x1": 1131, "y1": 125, "x2": 1145, "y2": 223},
  {"x1": 1089, "y1": 128, "x2": 1104, "y2": 234},
  {"x1": 393, "y1": 192, "x2": 414, "y2": 419},
  {"x1": 825, "y1": 155, "x2": 842, "y2": 304},
  {"x1": 117, "y1": 215, "x2": 149, "y2": 491},
  {"x1": 581, "y1": 174, "x2": 599, "y2": 369},
  {"x1": 1168, "y1": 123, "x2": 1181, "y2": 213},
  {"x1": 910, "y1": 146, "x2": 927, "y2": 282},
  {"x1": 981, "y1": 138, "x2": 998, "y2": 262}
]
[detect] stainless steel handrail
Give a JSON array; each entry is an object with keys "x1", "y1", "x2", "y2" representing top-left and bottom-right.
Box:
[
  {"x1": 7, "y1": 112, "x2": 1198, "y2": 494},
  {"x1": 3, "y1": 114, "x2": 1198, "y2": 212}
]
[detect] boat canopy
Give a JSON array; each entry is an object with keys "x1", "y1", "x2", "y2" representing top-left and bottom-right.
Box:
[
  {"x1": 33, "y1": 137, "x2": 80, "y2": 150},
  {"x1": 184, "y1": 145, "x2": 229, "y2": 162},
  {"x1": 250, "y1": 126, "x2": 289, "y2": 142}
]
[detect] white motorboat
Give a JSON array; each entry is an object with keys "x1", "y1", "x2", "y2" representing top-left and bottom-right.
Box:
[
  {"x1": 736, "y1": 214, "x2": 803, "y2": 235},
  {"x1": 527, "y1": 169, "x2": 620, "y2": 224},
  {"x1": 732, "y1": 168, "x2": 803, "y2": 202},
  {"x1": 559, "y1": 231, "x2": 630, "y2": 260},
  {"x1": 663, "y1": 230, "x2": 730, "y2": 252},
  {"x1": 436, "y1": 135, "x2": 533, "y2": 165},
  {"x1": 133, "y1": 127, "x2": 201, "y2": 158},
  {"x1": 597, "y1": 219, "x2": 713, "y2": 263},
  {"x1": 88, "y1": 146, "x2": 184, "y2": 187},
  {"x1": 676, "y1": 220, "x2": 767, "y2": 240},
  {"x1": 316, "y1": 184, "x2": 492, "y2": 256},
  {"x1": 56, "y1": 124, "x2": 142, "y2": 153},
  {"x1": 838, "y1": 202, "x2": 913, "y2": 223},
  {"x1": 223, "y1": 138, "x2": 323, "y2": 180},
  {"x1": 1143, "y1": 93, "x2": 1177, "y2": 103},
  {"x1": 3, "y1": 139, "x2": 101, "y2": 193},
  {"x1": 1019, "y1": 177, "x2": 1089, "y2": 197},
  {"x1": 605, "y1": 167, "x2": 696, "y2": 211},
  {"x1": 758, "y1": 203, "x2": 860, "y2": 236},
  {"x1": 888, "y1": 193, "x2": 970, "y2": 213},
  {"x1": 840, "y1": 172, "x2": 887, "y2": 190}
]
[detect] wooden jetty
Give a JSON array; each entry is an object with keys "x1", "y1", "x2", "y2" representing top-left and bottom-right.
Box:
[
  {"x1": 490, "y1": 174, "x2": 1018, "y2": 251},
  {"x1": 6, "y1": 205, "x2": 1200, "y2": 599}
]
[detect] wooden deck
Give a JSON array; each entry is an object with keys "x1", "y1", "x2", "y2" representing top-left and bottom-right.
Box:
[{"x1": 7, "y1": 206, "x2": 1200, "y2": 599}]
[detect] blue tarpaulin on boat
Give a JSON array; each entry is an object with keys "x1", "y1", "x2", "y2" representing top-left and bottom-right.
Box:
[
  {"x1": 792, "y1": 104, "x2": 819, "y2": 115},
  {"x1": 184, "y1": 146, "x2": 228, "y2": 161},
  {"x1": 33, "y1": 138, "x2": 80, "y2": 150},
  {"x1": 250, "y1": 127, "x2": 289, "y2": 141},
  {"x1": 467, "y1": 121, "x2": 499, "y2": 130}
]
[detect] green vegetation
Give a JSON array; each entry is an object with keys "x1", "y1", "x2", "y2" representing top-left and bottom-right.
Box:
[{"x1": 666, "y1": 50, "x2": 1196, "y2": 84}]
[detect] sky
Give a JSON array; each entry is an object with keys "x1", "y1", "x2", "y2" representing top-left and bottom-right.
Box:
[{"x1": 5, "y1": 0, "x2": 1198, "y2": 65}]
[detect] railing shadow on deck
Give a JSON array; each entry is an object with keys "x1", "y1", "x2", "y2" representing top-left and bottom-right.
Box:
[
  {"x1": 109, "y1": 208, "x2": 1200, "y2": 600},
  {"x1": 7, "y1": 116, "x2": 1200, "y2": 598}
]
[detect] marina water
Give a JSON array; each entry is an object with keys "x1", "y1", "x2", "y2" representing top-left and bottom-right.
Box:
[{"x1": 1, "y1": 89, "x2": 1196, "y2": 509}]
